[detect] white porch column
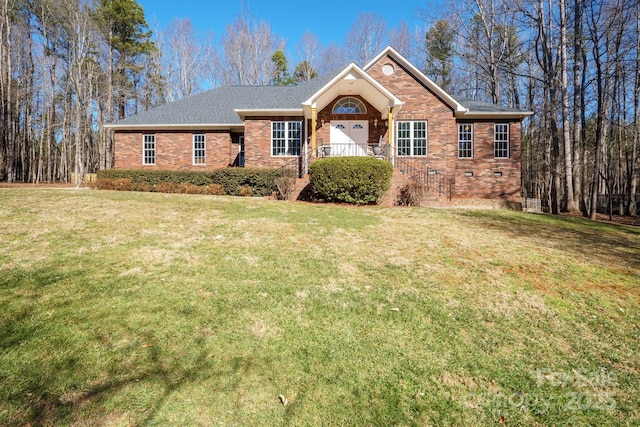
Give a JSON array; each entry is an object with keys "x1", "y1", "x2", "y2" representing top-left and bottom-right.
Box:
[{"x1": 388, "y1": 106, "x2": 394, "y2": 166}]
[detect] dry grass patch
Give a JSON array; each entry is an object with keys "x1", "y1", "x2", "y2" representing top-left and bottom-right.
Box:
[{"x1": 0, "y1": 189, "x2": 638, "y2": 426}]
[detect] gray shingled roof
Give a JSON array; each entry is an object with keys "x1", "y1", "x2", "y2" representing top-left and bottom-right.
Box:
[
  {"x1": 110, "y1": 71, "x2": 341, "y2": 127},
  {"x1": 454, "y1": 97, "x2": 524, "y2": 114},
  {"x1": 110, "y1": 70, "x2": 525, "y2": 127}
]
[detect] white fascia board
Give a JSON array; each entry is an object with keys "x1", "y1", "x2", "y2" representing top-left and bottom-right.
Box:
[
  {"x1": 234, "y1": 108, "x2": 303, "y2": 118},
  {"x1": 302, "y1": 63, "x2": 358, "y2": 107},
  {"x1": 103, "y1": 123, "x2": 242, "y2": 130},
  {"x1": 455, "y1": 111, "x2": 534, "y2": 119}
]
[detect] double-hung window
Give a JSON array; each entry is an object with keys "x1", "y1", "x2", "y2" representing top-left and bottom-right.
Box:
[
  {"x1": 143, "y1": 134, "x2": 155, "y2": 165},
  {"x1": 458, "y1": 124, "x2": 473, "y2": 158},
  {"x1": 494, "y1": 124, "x2": 509, "y2": 158},
  {"x1": 272, "y1": 121, "x2": 301, "y2": 156},
  {"x1": 397, "y1": 121, "x2": 427, "y2": 156},
  {"x1": 193, "y1": 134, "x2": 206, "y2": 164}
]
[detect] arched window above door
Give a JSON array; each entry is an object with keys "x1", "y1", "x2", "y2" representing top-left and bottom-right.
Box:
[{"x1": 333, "y1": 97, "x2": 366, "y2": 114}]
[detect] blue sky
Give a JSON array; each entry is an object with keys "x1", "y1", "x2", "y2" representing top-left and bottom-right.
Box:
[{"x1": 137, "y1": 0, "x2": 438, "y2": 57}]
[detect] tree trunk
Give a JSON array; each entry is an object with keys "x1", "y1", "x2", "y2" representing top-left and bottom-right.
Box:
[
  {"x1": 560, "y1": 0, "x2": 576, "y2": 211},
  {"x1": 630, "y1": 6, "x2": 639, "y2": 216}
]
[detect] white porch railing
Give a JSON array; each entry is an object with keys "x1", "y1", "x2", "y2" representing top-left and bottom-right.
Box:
[{"x1": 317, "y1": 142, "x2": 389, "y2": 159}]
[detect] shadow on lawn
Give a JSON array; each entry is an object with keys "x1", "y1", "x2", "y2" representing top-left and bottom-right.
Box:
[
  {"x1": 459, "y1": 210, "x2": 640, "y2": 271},
  {"x1": 0, "y1": 265, "x2": 250, "y2": 426},
  {"x1": 20, "y1": 348, "x2": 218, "y2": 426}
]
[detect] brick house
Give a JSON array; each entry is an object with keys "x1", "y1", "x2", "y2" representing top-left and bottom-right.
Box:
[{"x1": 105, "y1": 46, "x2": 532, "y2": 206}]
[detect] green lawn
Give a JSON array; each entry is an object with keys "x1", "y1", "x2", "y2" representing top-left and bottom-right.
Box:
[{"x1": 1, "y1": 189, "x2": 638, "y2": 426}]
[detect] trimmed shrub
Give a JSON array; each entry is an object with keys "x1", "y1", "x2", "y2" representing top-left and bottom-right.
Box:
[
  {"x1": 96, "y1": 177, "x2": 133, "y2": 191},
  {"x1": 96, "y1": 168, "x2": 294, "y2": 197},
  {"x1": 396, "y1": 182, "x2": 429, "y2": 207},
  {"x1": 155, "y1": 182, "x2": 177, "y2": 193},
  {"x1": 210, "y1": 167, "x2": 296, "y2": 197},
  {"x1": 97, "y1": 169, "x2": 214, "y2": 187},
  {"x1": 308, "y1": 157, "x2": 393, "y2": 205},
  {"x1": 203, "y1": 184, "x2": 226, "y2": 195}
]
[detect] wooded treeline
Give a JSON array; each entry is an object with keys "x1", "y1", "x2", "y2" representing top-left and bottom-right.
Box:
[
  {"x1": 1, "y1": 0, "x2": 638, "y2": 217},
  {"x1": 424, "y1": 0, "x2": 639, "y2": 217}
]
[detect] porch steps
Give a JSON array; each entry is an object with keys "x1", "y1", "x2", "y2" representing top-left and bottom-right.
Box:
[
  {"x1": 292, "y1": 175, "x2": 310, "y2": 201},
  {"x1": 381, "y1": 168, "x2": 455, "y2": 207},
  {"x1": 379, "y1": 169, "x2": 414, "y2": 206},
  {"x1": 291, "y1": 170, "x2": 453, "y2": 206}
]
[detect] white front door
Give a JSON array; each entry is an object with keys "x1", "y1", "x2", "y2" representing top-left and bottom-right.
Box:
[{"x1": 329, "y1": 120, "x2": 368, "y2": 156}]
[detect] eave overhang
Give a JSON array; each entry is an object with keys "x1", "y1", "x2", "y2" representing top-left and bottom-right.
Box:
[
  {"x1": 103, "y1": 123, "x2": 244, "y2": 131},
  {"x1": 455, "y1": 111, "x2": 535, "y2": 120},
  {"x1": 301, "y1": 63, "x2": 404, "y2": 117},
  {"x1": 234, "y1": 108, "x2": 304, "y2": 119}
]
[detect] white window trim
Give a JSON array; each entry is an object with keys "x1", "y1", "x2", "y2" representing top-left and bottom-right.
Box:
[
  {"x1": 271, "y1": 121, "x2": 302, "y2": 157},
  {"x1": 458, "y1": 123, "x2": 474, "y2": 159},
  {"x1": 494, "y1": 123, "x2": 509, "y2": 158},
  {"x1": 143, "y1": 134, "x2": 155, "y2": 165},
  {"x1": 333, "y1": 97, "x2": 367, "y2": 114},
  {"x1": 193, "y1": 134, "x2": 206, "y2": 165},
  {"x1": 397, "y1": 120, "x2": 428, "y2": 157}
]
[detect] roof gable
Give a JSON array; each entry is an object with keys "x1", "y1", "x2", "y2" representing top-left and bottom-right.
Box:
[
  {"x1": 364, "y1": 46, "x2": 467, "y2": 114},
  {"x1": 364, "y1": 46, "x2": 532, "y2": 119},
  {"x1": 301, "y1": 63, "x2": 403, "y2": 116}
]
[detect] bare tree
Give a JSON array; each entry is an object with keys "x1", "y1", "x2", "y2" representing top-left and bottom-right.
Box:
[
  {"x1": 559, "y1": 0, "x2": 576, "y2": 212},
  {"x1": 217, "y1": 9, "x2": 283, "y2": 86},
  {"x1": 631, "y1": 4, "x2": 640, "y2": 215},
  {"x1": 345, "y1": 13, "x2": 387, "y2": 65},
  {"x1": 390, "y1": 20, "x2": 413, "y2": 59},
  {"x1": 161, "y1": 18, "x2": 214, "y2": 101},
  {"x1": 572, "y1": 0, "x2": 586, "y2": 213},
  {"x1": 296, "y1": 31, "x2": 320, "y2": 70},
  {"x1": 317, "y1": 42, "x2": 348, "y2": 74},
  {"x1": 0, "y1": 0, "x2": 16, "y2": 181}
]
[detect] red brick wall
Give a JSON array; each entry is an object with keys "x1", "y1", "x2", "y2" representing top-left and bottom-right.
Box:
[
  {"x1": 367, "y1": 55, "x2": 457, "y2": 176},
  {"x1": 244, "y1": 116, "x2": 305, "y2": 168},
  {"x1": 114, "y1": 130, "x2": 234, "y2": 170},
  {"x1": 367, "y1": 54, "x2": 522, "y2": 202},
  {"x1": 453, "y1": 120, "x2": 522, "y2": 202}
]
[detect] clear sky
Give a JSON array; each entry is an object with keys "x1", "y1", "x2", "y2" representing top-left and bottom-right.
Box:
[{"x1": 137, "y1": 0, "x2": 437, "y2": 58}]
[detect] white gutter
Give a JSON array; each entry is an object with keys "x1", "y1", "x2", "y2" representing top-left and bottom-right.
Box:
[
  {"x1": 103, "y1": 123, "x2": 243, "y2": 130},
  {"x1": 455, "y1": 111, "x2": 534, "y2": 119},
  {"x1": 234, "y1": 108, "x2": 303, "y2": 118}
]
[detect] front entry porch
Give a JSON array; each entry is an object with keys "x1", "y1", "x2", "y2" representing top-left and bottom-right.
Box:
[
  {"x1": 316, "y1": 141, "x2": 390, "y2": 159},
  {"x1": 326, "y1": 120, "x2": 368, "y2": 156}
]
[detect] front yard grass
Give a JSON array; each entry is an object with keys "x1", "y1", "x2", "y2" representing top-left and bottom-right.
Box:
[{"x1": 0, "y1": 189, "x2": 638, "y2": 426}]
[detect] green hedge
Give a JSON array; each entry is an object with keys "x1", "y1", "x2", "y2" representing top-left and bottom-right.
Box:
[
  {"x1": 308, "y1": 157, "x2": 393, "y2": 205},
  {"x1": 96, "y1": 168, "x2": 296, "y2": 197},
  {"x1": 210, "y1": 168, "x2": 295, "y2": 197},
  {"x1": 97, "y1": 169, "x2": 214, "y2": 186}
]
